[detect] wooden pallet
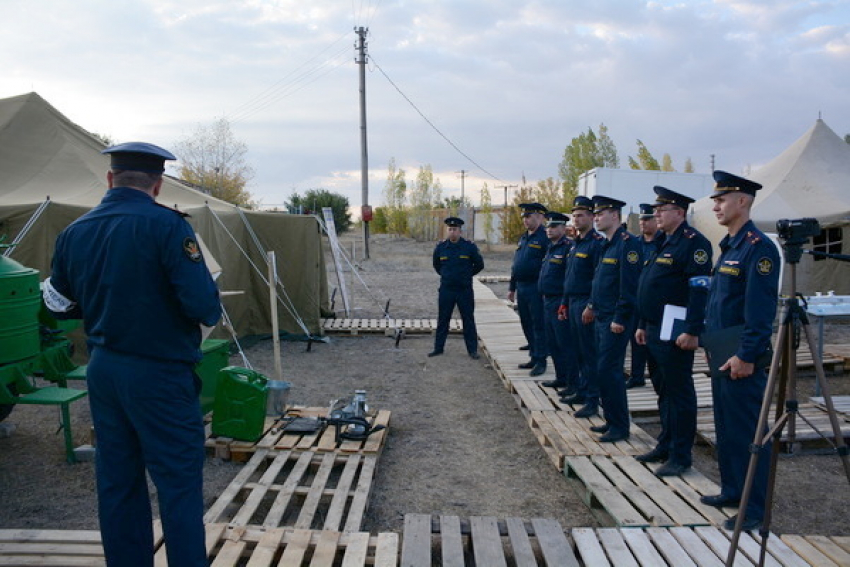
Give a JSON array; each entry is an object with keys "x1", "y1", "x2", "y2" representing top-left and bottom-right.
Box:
[
  {"x1": 321, "y1": 318, "x2": 461, "y2": 335},
  {"x1": 204, "y1": 449, "x2": 377, "y2": 532},
  {"x1": 0, "y1": 529, "x2": 105, "y2": 566},
  {"x1": 696, "y1": 403, "x2": 850, "y2": 450},
  {"x1": 626, "y1": 374, "x2": 713, "y2": 416},
  {"x1": 206, "y1": 408, "x2": 391, "y2": 462},
  {"x1": 811, "y1": 395, "x2": 850, "y2": 420},
  {"x1": 192, "y1": 524, "x2": 398, "y2": 567},
  {"x1": 564, "y1": 455, "x2": 731, "y2": 528},
  {"x1": 780, "y1": 534, "x2": 850, "y2": 566},
  {"x1": 399, "y1": 513, "x2": 579, "y2": 567}
]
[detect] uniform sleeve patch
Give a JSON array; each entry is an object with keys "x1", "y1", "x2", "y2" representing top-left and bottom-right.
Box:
[
  {"x1": 757, "y1": 257, "x2": 773, "y2": 275},
  {"x1": 183, "y1": 237, "x2": 203, "y2": 262},
  {"x1": 627, "y1": 250, "x2": 639, "y2": 264},
  {"x1": 694, "y1": 249, "x2": 709, "y2": 265}
]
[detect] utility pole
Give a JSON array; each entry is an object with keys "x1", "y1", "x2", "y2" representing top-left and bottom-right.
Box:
[
  {"x1": 495, "y1": 184, "x2": 517, "y2": 207},
  {"x1": 457, "y1": 169, "x2": 467, "y2": 203},
  {"x1": 710, "y1": 153, "x2": 716, "y2": 172},
  {"x1": 356, "y1": 26, "x2": 370, "y2": 259}
]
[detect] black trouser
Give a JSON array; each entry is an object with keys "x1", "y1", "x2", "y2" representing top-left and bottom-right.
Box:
[
  {"x1": 595, "y1": 314, "x2": 631, "y2": 435},
  {"x1": 645, "y1": 323, "x2": 697, "y2": 467},
  {"x1": 516, "y1": 281, "x2": 547, "y2": 363},
  {"x1": 543, "y1": 296, "x2": 578, "y2": 384},
  {"x1": 568, "y1": 296, "x2": 599, "y2": 402},
  {"x1": 434, "y1": 285, "x2": 478, "y2": 354}
]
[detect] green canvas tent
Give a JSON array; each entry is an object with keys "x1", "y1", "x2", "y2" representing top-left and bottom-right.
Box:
[{"x1": 0, "y1": 92, "x2": 329, "y2": 339}]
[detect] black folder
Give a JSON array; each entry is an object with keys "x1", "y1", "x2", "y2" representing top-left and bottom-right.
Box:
[{"x1": 700, "y1": 324, "x2": 772, "y2": 378}]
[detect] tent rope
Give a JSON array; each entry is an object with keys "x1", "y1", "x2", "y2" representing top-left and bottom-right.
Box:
[
  {"x1": 219, "y1": 300, "x2": 252, "y2": 369},
  {"x1": 233, "y1": 206, "x2": 314, "y2": 336},
  {"x1": 205, "y1": 205, "x2": 312, "y2": 337},
  {"x1": 2, "y1": 199, "x2": 50, "y2": 258}
]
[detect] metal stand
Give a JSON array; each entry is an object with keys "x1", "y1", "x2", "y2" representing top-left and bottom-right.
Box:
[{"x1": 725, "y1": 261, "x2": 850, "y2": 566}]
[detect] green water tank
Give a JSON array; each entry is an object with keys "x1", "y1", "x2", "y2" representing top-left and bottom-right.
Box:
[{"x1": 0, "y1": 255, "x2": 41, "y2": 364}]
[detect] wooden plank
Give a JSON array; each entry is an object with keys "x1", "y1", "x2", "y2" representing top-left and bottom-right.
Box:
[
  {"x1": 668, "y1": 526, "x2": 725, "y2": 567},
  {"x1": 343, "y1": 455, "x2": 378, "y2": 532},
  {"x1": 645, "y1": 527, "x2": 698, "y2": 567},
  {"x1": 244, "y1": 528, "x2": 285, "y2": 567},
  {"x1": 231, "y1": 450, "x2": 292, "y2": 526},
  {"x1": 439, "y1": 515, "x2": 465, "y2": 567},
  {"x1": 374, "y1": 532, "x2": 400, "y2": 567},
  {"x1": 780, "y1": 535, "x2": 841, "y2": 567},
  {"x1": 596, "y1": 528, "x2": 639, "y2": 567},
  {"x1": 614, "y1": 457, "x2": 709, "y2": 527},
  {"x1": 277, "y1": 528, "x2": 312, "y2": 566},
  {"x1": 323, "y1": 454, "x2": 362, "y2": 531},
  {"x1": 572, "y1": 527, "x2": 611, "y2": 567},
  {"x1": 204, "y1": 449, "x2": 269, "y2": 523},
  {"x1": 295, "y1": 452, "x2": 337, "y2": 530},
  {"x1": 341, "y1": 532, "x2": 370, "y2": 567},
  {"x1": 400, "y1": 514, "x2": 431, "y2": 567},
  {"x1": 804, "y1": 534, "x2": 850, "y2": 565},
  {"x1": 565, "y1": 456, "x2": 649, "y2": 527},
  {"x1": 309, "y1": 530, "x2": 341, "y2": 567},
  {"x1": 505, "y1": 518, "x2": 536, "y2": 567},
  {"x1": 619, "y1": 528, "x2": 669, "y2": 566},
  {"x1": 469, "y1": 516, "x2": 507, "y2": 567},
  {"x1": 692, "y1": 526, "x2": 755, "y2": 567},
  {"x1": 263, "y1": 451, "x2": 314, "y2": 527},
  {"x1": 531, "y1": 518, "x2": 579, "y2": 567},
  {"x1": 592, "y1": 456, "x2": 675, "y2": 527}
]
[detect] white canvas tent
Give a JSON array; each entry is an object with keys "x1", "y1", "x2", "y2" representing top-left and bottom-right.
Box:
[
  {"x1": 0, "y1": 92, "x2": 329, "y2": 338},
  {"x1": 690, "y1": 119, "x2": 850, "y2": 295}
]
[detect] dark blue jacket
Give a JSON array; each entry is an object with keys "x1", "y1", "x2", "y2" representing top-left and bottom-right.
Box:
[
  {"x1": 510, "y1": 225, "x2": 548, "y2": 291},
  {"x1": 433, "y1": 237, "x2": 484, "y2": 289},
  {"x1": 636, "y1": 221, "x2": 712, "y2": 334},
  {"x1": 538, "y1": 236, "x2": 573, "y2": 296},
  {"x1": 49, "y1": 187, "x2": 221, "y2": 364},
  {"x1": 590, "y1": 226, "x2": 642, "y2": 325},
  {"x1": 705, "y1": 220, "x2": 780, "y2": 363},
  {"x1": 561, "y1": 228, "x2": 606, "y2": 300}
]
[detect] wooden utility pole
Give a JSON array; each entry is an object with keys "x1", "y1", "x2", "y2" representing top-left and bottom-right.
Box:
[
  {"x1": 356, "y1": 26, "x2": 371, "y2": 259},
  {"x1": 496, "y1": 184, "x2": 517, "y2": 207},
  {"x1": 457, "y1": 169, "x2": 467, "y2": 203}
]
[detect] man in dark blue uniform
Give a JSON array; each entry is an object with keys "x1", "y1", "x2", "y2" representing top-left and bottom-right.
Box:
[
  {"x1": 627, "y1": 203, "x2": 660, "y2": 389},
  {"x1": 700, "y1": 171, "x2": 779, "y2": 531},
  {"x1": 557, "y1": 196, "x2": 605, "y2": 414},
  {"x1": 634, "y1": 187, "x2": 712, "y2": 476},
  {"x1": 538, "y1": 212, "x2": 579, "y2": 391},
  {"x1": 429, "y1": 216, "x2": 484, "y2": 359},
  {"x1": 508, "y1": 202, "x2": 549, "y2": 376},
  {"x1": 44, "y1": 142, "x2": 221, "y2": 566},
  {"x1": 583, "y1": 195, "x2": 641, "y2": 442}
]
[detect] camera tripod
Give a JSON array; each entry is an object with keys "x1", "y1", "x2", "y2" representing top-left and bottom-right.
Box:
[{"x1": 725, "y1": 259, "x2": 850, "y2": 566}]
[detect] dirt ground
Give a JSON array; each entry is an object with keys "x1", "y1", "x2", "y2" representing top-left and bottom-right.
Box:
[{"x1": 0, "y1": 234, "x2": 848, "y2": 538}]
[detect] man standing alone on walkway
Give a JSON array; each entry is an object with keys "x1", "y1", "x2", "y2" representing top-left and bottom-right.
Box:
[
  {"x1": 508, "y1": 202, "x2": 549, "y2": 376},
  {"x1": 634, "y1": 186, "x2": 712, "y2": 476},
  {"x1": 429, "y1": 216, "x2": 484, "y2": 359}
]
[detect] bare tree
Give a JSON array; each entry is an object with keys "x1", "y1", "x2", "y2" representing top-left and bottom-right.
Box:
[{"x1": 174, "y1": 118, "x2": 255, "y2": 207}]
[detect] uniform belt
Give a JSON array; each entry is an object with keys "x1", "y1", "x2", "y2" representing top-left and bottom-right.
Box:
[{"x1": 542, "y1": 294, "x2": 561, "y2": 299}]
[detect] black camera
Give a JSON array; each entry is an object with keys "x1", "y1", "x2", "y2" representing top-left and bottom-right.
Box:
[{"x1": 776, "y1": 218, "x2": 820, "y2": 244}]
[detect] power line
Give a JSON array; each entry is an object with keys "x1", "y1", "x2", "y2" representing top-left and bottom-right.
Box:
[{"x1": 368, "y1": 55, "x2": 504, "y2": 183}]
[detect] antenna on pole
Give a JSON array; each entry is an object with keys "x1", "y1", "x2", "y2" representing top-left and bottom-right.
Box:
[{"x1": 355, "y1": 26, "x2": 371, "y2": 259}]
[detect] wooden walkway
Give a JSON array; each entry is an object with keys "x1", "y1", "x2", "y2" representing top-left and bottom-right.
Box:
[
  {"x1": 321, "y1": 317, "x2": 461, "y2": 335},
  {"x1": 398, "y1": 514, "x2": 841, "y2": 566}
]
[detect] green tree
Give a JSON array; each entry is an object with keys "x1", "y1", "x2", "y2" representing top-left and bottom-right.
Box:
[
  {"x1": 661, "y1": 153, "x2": 675, "y2": 172},
  {"x1": 534, "y1": 176, "x2": 575, "y2": 213},
  {"x1": 408, "y1": 165, "x2": 442, "y2": 241},
  {"x1": 174, "y1": 117, "x2": 255, "y2": 207},
  {"x1": 683, "y1": 157, "x2": 695, "y2": 173},
  {"x1": 440, "y1": 195, "x2": 471, "y2": 215},
  {"x1": 382, "y1": 158, "x2": 408, "y2": 236},
  {"x1": 92, "y1": 132, "x2": 114, "y2": 146},
  {"x1": 371, "y1": 206, "x2": 388, "y2": 233},
  {"x1": 628, "y1": 140, "x2": 661, "y2": 170},
  {"x1": 286, "y1": 188, "x2": 352, "y2": 232},
  {"x1": 479, "y1": 182, "x2": 494, "y2": 249},
  {"x1": 502, "y1": 186, "x2": 535, "y2": 243},
  {"x1": 558, "y1": 123, "x2": 619, "y2": 192}
]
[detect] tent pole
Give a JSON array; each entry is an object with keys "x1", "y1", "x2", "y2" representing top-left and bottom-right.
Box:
[{"x1": 267, "y1": 251, "x2": 284, "y2": 382}]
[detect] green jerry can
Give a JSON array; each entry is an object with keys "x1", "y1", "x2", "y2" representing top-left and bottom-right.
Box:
[
  {"x1": 195, "y1": 339, "x2": 231, "y2": 414},
  {"x1": 211, "y1": 366, "x2": 268, "y2": 442}
]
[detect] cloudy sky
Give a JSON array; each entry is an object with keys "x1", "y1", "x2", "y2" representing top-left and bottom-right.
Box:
[{"x1": 3, "y1": 0, "x2": 849, "y2": 211}]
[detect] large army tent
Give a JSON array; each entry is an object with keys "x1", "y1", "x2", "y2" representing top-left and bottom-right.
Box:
[
  {"x1": 0, "y1": 92, "x2": 329, "y2": 338},
  {"x1": 690, "y1": 119, "x2": 850, "y2": 295}
]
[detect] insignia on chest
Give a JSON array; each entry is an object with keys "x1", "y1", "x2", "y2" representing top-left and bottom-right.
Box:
[
  {"x1": 718, "y1": 265, "x2": 741, "y2": 276},
  {"x1": 626, "y1": 251, "x2": 639, "y2": 264},
  {"x1": 459, "y1": 255, "x2": 470, "y2": 259},
  {"x1": 440, "y1": 256, "x2": 448, "y2": 261},
  {"x1": 602, "y1": 257, "x2": 618, "y2": 265},
  {"x1": 529, "y1": 243, "x2": 542, "y2": 249},
  {"x1": 655, "y1": 257, "x2": 674, "y2": 265},
  {"x1": 574, "y1": 252, "x2": 588, "y2": 258}
]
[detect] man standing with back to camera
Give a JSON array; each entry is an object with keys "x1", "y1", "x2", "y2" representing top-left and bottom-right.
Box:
[
  {"x1": 44, "y1": 142, "x2": 221, "y2": 566},
  {"x1": 700, "y1": 170, "x2": 779, "y2": 531},
  {"x1": 429, "y1": 216, "x2": 484, "y2": 359}
]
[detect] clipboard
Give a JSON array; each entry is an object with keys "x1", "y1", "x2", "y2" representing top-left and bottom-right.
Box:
[
  {"x1": 660, "y1": 304, "x2": 687, "y2": 341},
  {"x1": 700, "y1": 324, "x2": 772, "y2": 377}
]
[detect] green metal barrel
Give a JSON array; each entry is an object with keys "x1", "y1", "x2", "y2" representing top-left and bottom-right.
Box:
[{"x1": 0, "y1": 255, "x2": 41, "y2": 364}]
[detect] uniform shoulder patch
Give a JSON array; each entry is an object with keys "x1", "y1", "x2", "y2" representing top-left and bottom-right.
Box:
[
  {"x1": 683, "y1": 227, "x2": 696, "y2": 239},
  {"x1": 746, "y1": 231, "x2": 762, "y2": 244},
  {"x1": 621, "y1": 231, "x2": 632, "y2": 240},
  {"x1": 756, "y1": 256, "x2": 773, "y2": 275},
  {"x1": 627, "y1": 250, "x2": 639, "y2": 264},
  {"x1": 183, "y1": 237, "x2": 203, "y2": 262},
  {"x1": 592, "y1": 232, "x2": 605, "y2": 240},
  {"x1": 693, "y1": 249, "x2": 709, "y2": 265}
]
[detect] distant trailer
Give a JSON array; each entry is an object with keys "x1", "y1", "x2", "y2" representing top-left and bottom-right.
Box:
[{"x1": 577, "y1": 168, "x2": 714, "y2": 216}]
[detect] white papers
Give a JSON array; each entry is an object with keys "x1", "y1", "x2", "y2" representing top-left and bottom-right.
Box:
[{"x1": 660, "y1": 304, "x2": 687, "y2": 341}]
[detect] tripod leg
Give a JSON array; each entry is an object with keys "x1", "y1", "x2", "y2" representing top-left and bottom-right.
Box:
[
  {"x1": 800, "y1": 322, "x2": 850, "y2": 483},
  {"x1": 726, "y1": 318, "x2": 789, "y2": 566}
]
